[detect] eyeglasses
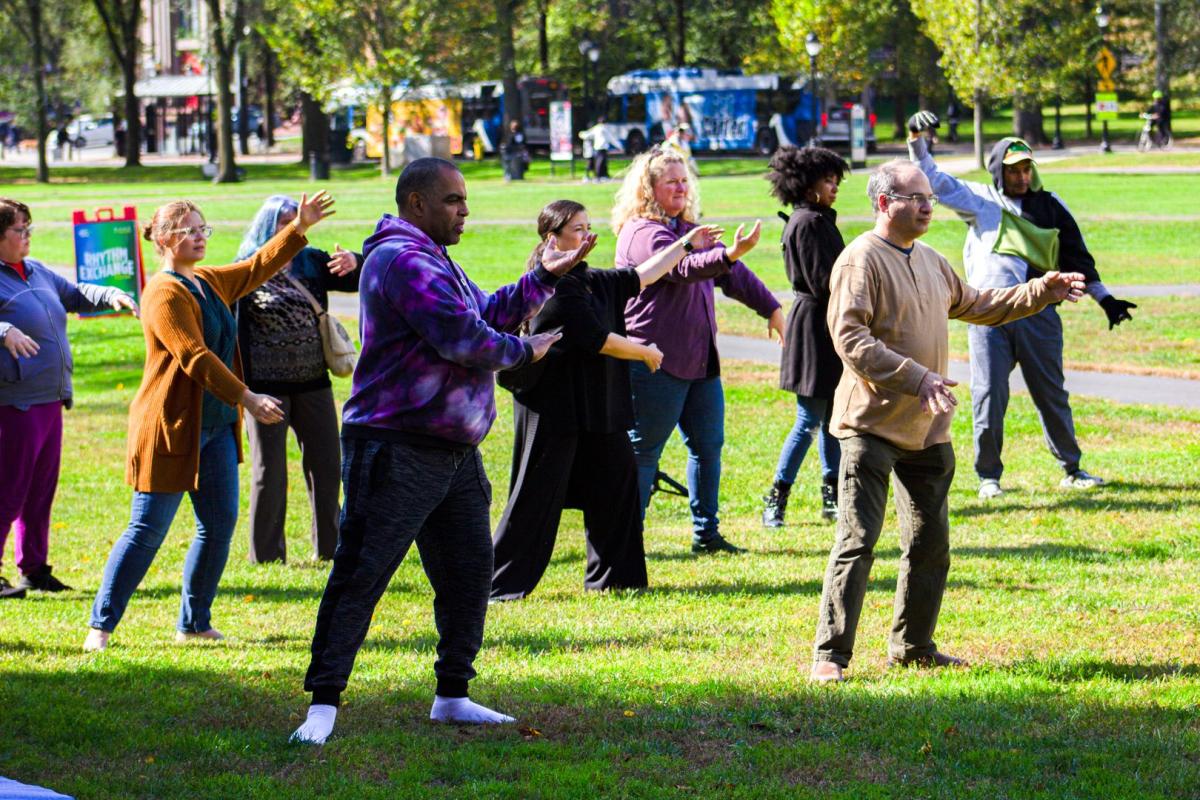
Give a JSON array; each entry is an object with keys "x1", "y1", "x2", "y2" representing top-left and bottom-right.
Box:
[
  {"x1": 885, "y1": 193, "x2": 939, "y2": 208},
  {"x1": 6, "y1": 225, "x2": 34, "y2": 239},
  {"x1": 167, "y1": 225, "x2": 214, "y2": 239}
]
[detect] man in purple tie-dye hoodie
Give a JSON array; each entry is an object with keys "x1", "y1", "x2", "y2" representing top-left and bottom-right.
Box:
[{"x1": 293, "y1": 158, "x2": 595, "y2": 744}]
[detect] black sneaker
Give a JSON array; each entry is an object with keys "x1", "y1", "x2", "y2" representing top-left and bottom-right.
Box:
[
  {"x1": 17, "y1": 565, "x2": 73, "y2": 592},
  {"x1": 0, "y1": 576, "x2": 27, "y2": 599},
  {"x1": 691, "y1": 534, "x2": 747, "y2": 555}
]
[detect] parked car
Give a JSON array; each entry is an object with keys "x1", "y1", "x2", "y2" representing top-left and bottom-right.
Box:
[{"x1": 67, "y1": 116, "x2": 115, "y2": 150}]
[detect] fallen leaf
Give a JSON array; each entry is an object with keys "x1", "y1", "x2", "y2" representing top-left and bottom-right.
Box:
[
  {"x1": 920, "y1": 741, "x2": 932, "y2": 757},
  {"x1": 518, "y1": 726, "x2": 543, "y2": 738},
  {"x1": 623, "y1": 710, "x2": 636, "y2": 717}
]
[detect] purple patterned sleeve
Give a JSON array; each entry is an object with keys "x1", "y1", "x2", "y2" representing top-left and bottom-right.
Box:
[
  {"x1": 474, "y1": 265, "x2": 559, "y2": 333},
  {"x1": 383, "y1": 250, "x2": 529, "y2": 370}
]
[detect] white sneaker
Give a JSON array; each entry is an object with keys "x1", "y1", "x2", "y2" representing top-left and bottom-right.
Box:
[
  {"x1": 175, "y1": 627, "x2": 225, "y2": 643},
  {"x1": 978, "y1": 479, "x2": 1004, "y2": 499},
  {"x1": 1061, "y1": 470, "x2": 1105, "y2": 489}
]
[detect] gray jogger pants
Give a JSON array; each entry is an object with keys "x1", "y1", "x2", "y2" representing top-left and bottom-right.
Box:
[{"x1": 968, "y1": 305, "x2": 1082, "y2": 481}]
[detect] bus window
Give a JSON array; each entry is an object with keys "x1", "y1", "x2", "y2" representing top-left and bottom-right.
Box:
[
  {"x1": 605, "y1": 95, "x2": 624, "y2": 122},
  {"x1": 626, "y1": 94, "x2": 646, "y2": 125}
]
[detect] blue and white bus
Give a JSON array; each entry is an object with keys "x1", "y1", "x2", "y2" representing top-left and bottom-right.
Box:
[{"x1": 599, "y1": 67, "x2": 874, "y2": 155}]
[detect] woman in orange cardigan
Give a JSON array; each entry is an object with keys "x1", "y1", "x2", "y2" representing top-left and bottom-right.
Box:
[{"x1": 84, "y1": 192, "x2": 336, "y2": 652}]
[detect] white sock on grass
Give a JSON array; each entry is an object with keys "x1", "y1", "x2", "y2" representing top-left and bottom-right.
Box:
[
  {"x1": 290, "y1": 704, "x2": 337, "y2": 744},
  {"x1": 429, "y1": 695, "x2": 515, "y2": 724}
]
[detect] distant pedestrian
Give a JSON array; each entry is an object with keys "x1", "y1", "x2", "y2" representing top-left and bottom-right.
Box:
[
  {"x1": 502, "y1": 120, "x2": 528, "y2": 181},
  {"x1": 83, "y1": 191, "x2": 336, "y2": 652}
]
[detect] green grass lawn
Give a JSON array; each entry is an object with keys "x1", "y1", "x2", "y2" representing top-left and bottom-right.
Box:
[
  {"x1": 3, "y1": 161, "x2": 1198, "y2": 293},
  {"x1": 1, "y1": 317, "x2": 1198, "y2": 799},
  {"x1": 717, "y1": 294, "x2": 1200, "y2": 379}
]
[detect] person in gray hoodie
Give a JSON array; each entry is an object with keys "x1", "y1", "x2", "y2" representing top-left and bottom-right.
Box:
[
  {"x1": 0, "y1": 197, "x2": 137, "y2": 598},
  {"x1": 906, "y1": 113, "x2": 1135, "y2": 498}
]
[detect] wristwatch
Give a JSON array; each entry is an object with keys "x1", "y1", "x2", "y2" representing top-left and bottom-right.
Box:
[{"x1": 682, "y1": 240, "x2": 694, "y2": 253}]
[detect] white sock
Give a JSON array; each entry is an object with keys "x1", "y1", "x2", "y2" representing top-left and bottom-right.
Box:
[
  {"x1": 429, "y1": 695, "x2": 515, "y2": 725},
  {"x1": 290, "y1": 704, "x2": 337, "y2": 744}
]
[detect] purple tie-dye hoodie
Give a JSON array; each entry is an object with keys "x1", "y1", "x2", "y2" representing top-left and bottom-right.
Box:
[{"x1": 342, "y1": 215, "x2": 558, "y2": 446}]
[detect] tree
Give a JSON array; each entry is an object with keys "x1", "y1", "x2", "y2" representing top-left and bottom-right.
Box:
[
  {"x1": 913, "y1": 0, "x2": 1095, "y2": 158},
  {"x1": 2, "y1": 0, "x2": 51, "y2": 181},
  {"x1": 90, "y1": 0, "x2": 141, "y2": 167},
  {"x1": 496, "y1": 0, "x2": 521, "y2": 132},
  {"x1": 772, "y1": 0, "x2": 895, "y2": 94},
  {"x1": 203, "y1": 0, "x2": 248, "y2": 183}
]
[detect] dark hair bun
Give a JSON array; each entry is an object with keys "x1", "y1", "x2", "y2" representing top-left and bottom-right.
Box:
[{"x1": 142, "y1": 223, "x2": 154, "y2": 242}]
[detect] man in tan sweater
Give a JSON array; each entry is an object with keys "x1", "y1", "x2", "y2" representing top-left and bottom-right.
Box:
[{"x1": 810, "y1": 161, "x2": 1086, "y2": 682}]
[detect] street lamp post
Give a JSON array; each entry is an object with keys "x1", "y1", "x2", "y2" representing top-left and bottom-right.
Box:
[
  {"x1": 578, "y1": 38, "x2": 593, "y2": 125},
  {"x1": 1096, "y1": 5, "x2": 1112, "y2": 153},
  {"x1": 588, "y1": 45, "x2": 601, "y2": 125},
  {"x1": 1053, "y1": 97, "x2": 1064, "y2": 149},
  {"x1": 805, "y1": 33, "x2": 822, "y2": 146}
]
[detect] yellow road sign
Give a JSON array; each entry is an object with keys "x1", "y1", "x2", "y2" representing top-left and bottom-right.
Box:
[
  {"x1": 1096, "y1": 46, "x2": 1117, "y2": 82},
  {"x1": 1097, "y1": 78, "x2": 1116, "y2": 92}
]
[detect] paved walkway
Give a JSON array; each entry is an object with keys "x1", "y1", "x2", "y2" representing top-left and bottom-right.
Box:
[{"x1": 718, "y1": 334, "x2": 1200, "y2": 410}]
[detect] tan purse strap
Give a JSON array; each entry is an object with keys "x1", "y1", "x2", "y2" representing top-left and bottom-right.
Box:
[{"x1": 281, "y1": 271, "x2": 326, "y2": 319}]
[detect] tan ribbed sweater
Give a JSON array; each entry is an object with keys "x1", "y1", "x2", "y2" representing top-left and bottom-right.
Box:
[
  {"x1": 827, "y1": 232, "x2": 1053, "y2": 451},
  {"x1": 125, "y1": 226, "x2": 307, "y2": 492}
]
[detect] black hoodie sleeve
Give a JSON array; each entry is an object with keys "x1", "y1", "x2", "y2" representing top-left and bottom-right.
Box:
[{"x1": 1050, "y1": 198, "x2": 1100, "y2": 283}]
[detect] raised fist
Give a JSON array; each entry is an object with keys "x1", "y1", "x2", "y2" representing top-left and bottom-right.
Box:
[{"x1": 908, "y1": 110, "x2": 940, "y2": 134}]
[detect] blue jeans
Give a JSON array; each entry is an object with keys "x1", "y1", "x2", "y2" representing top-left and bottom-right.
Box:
[
  {"x1": 773, "y1": 394, "x2": 840, "y2": 485},
  {"x1": 90, "y1": 425, "x2": 239, "y2": 633},
  {"x1": 628, "y1": 363, "x2": 724, "y2": 542}
]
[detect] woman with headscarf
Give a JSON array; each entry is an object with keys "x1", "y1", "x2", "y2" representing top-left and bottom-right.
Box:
[{"x1": 235, "y1": 195, "x2": 362, "y2": 564}]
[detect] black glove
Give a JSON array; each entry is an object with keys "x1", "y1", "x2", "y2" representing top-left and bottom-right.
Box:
[
  {"x1": 908, "y1": 110, "x2": 940, "y2": 133},
  {"x1": 1099, "y1": 295, "x2": 1137, "y2": 330}
]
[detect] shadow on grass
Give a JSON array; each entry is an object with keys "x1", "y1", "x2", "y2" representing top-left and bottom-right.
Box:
[{"x1": 3, "y1": 659, "x2": 1198, "y2": 799}]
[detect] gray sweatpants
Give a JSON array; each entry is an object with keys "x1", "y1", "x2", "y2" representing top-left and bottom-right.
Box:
[
  {"x1": 303, "y1": 437, "x2": 495, "y2": 705},
  {"x1": 968, "y1": 305, "x2": 1081, "y2": 481}
]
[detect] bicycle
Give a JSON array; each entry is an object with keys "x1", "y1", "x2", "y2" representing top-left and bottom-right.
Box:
[{"x1": 1137, "y1": 112, "x2": 1173, "y2": 152}]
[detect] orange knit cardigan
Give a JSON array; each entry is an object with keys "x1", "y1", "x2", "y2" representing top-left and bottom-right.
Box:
[{"x1": 125, "y1": 226, "x2": 307, "y2": 493}]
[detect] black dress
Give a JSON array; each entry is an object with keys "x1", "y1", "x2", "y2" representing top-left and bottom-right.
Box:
[
  {"x1": 778, "y1": 202, "x2": 845, "y2": 398},
  {"x1": 491, "y1": 263, "x2": 648, "y2": 600}
]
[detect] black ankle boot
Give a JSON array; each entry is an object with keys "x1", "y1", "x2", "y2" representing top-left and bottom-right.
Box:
[
  {"x1": 762, "y1": 481, "x2": 791, "y2": 528},
  {"x1": 821, "y1": 480, "x2": 838, "y2": 522}
]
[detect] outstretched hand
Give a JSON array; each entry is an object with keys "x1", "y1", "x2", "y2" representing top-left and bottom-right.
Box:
[
  {"x1": 684, "y1": 224, "x2": 723, "y2": 251},
  {"x1": 1099, "y1": 295, "x2": 1137, "y2": 330},
  {"x1": 726, "y1": 220, "x2": 762, "y2": 262},
  {"x1": 112, "y1": 293, "x2": 140, "y2": 318},
  {"x1": 327, "y1": 244, "x2": 357, "y2": 276},
  {"x1": 523, "y1": 331, "x2": 562, "y2": 362},
  {"x1": 295, "y1": 191, "x2": 336, "y2": 235},
  {"x1": 541, "y1": 232, "x2": 598, "y2": 276},
  {"x1": 1042, "y1": 271, "x2": 1087, "y2": 304}
]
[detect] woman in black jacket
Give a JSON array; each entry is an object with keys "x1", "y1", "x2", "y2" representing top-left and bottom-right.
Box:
[
  {"x1": 762, "y1": 146, "x2": 849, "y2": 527},
  {"x1": 491, "y1": 200, "x2": 717, "y2": 600}
]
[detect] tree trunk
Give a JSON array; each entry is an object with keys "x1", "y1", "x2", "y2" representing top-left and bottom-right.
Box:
[
  {"x1": 496, "y1": 0, "x2": 520, "y2": 131},
  {"x1": 300, "y1": 91, "x2": 324, "y2": 165},
  {"x1": 537, "y1": 1, "x2": 549, "y2": 74},
  {"x1": 237, "y1": 43, "x2": 250, "y2": 156},
  {"x1": 674, "y1": 0, "x2": 685, "y2": 67},
  {"x1": 27, "y1": 0, "x2": 49, "y2": 182},
  {"x1": 1155, "y1": 0, "x2": 1169, "y2": 125},
  {"x1": 1083, "y1": 75, "x2": 1093, "y2": 138},
  {"x1": 213, "y1": 41, "x2": 239, "y2": 183},
  {"x1": 120, "y1": 9, "x2": 142, "y2": 167},
  {"x1": 973, "y1": 89, "x2": 985, "y2": 169},
  {"x1": 380, "y1": 88, "x2": 391, "y2": 178},
  {"x1": 1012, "y1": 93, "x2": 1046, "y2": 144},
  {"x1": 262, "y1": 39, "x2": 276, "y2": 147}
]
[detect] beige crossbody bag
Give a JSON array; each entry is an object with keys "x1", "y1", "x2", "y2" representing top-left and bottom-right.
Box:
[{"x1": 281, "y1": 272, "x2": 358, "y2": 377}]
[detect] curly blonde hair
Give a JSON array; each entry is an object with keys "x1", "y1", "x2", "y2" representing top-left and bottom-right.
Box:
[
  {"x1": 142, "y1": 200, "x2": 204, "y2": 258},
  {"x1": 610, "y1": 148, "x2": 700, "y2": 235}
]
